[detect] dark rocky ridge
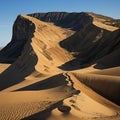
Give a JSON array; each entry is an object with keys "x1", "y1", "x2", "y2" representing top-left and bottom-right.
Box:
[
  {"x1": 0, "y1": 15, "x2": 35, "y2": 63},
  {"x1": 28, "y1": 12, "x2": 119, "y2": 29},
  {"x1": 60, "y1": 27, "x2": 120, "y2": 57},
  {"x1": 28, "y1": 12, "x2": 93, "y2": 30}
]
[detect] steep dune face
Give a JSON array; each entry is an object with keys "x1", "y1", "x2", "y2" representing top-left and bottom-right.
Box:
[
  {"x1": 28, "y1": 12, "x2": 120, "y2": 70},
  {"x1": 70, "y1": 72, "x2": 120, "y2": 105},
  {"x1": 94, "y1": 48, "x2": 120, "y2": 69},
  {"x1": 1, "y1": 12, "x2": 119, "y2": 68},
  {"x1": 28, "y1": 12, "x2": 93, "y2": 30},
  {"x1": 92, "y1": 66, "x2": 120, "y2": 76},
  {"x1": 0, "y1": 15, "x2": 35, "y2": 63},
  {"x1": 59, "y1": 27, "x2": 120, "y2": 70},
  {"x1": 0, "y1": 12, "x2": 120, "y2": 120},
  {"x1": 0, "y1": 14, "x2": 75, "y2": 90},
  {"x1": 0, "y1": 15, "x2": 37, "y2": 90},
  {"x1": 59, "y1": 24, "x2": 109, "y2": 64},
  {"x1": 93, "y1": 29, "x2": 120, "y2": 69},
  {"x1": 0, "y1": 12, "x2": 120, "y2": 92},
  {"x1": 59, "y1": 19, "x2": 119, "y2": 70}
]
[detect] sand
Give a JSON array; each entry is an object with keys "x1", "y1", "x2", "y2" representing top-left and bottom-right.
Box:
[{"x1": 0, "y1": 13, "x2": 120, "y2": 120}]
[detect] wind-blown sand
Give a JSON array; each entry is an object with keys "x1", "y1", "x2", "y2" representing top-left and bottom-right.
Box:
[
  {"x1": 0, "y1": 12, "x2": 120, "y2": 120},
  {"x1": 48, "y1": 92, "x2": 119, "y2": 120}
]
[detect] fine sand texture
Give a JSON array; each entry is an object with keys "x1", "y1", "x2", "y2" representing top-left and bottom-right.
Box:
[{"x1": 0, "y1": 12, "x2": 120, "y2": 120}]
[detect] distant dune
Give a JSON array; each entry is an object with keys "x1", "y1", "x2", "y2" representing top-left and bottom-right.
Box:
[{"x1": 0, "y1": 12, "x2": 120, "y2": 120}]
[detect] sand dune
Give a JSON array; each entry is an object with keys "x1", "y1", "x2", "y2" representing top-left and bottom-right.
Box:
[
  {"x1": 0, "y1": 12, "x2": 120, "y2": 120},
  {"x1": 48, "y1": 92, "x2": 119, "y2": 120},
  {"x1": 0, "y1": 14, "x2": 74, "y2": 90},
  {"x1": 0, "y1": 87, "x2": 77, "y2": 120},
  {"x1": 70, "y1": 72, "x2": 120, "y2": 106},
  {"x1": 92, "y1": 66, "x2": 120, "y2": 76}
]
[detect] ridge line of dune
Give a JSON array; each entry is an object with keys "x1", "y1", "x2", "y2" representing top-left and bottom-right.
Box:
[
  {"x1": 68, "y1": 72, "x2": 120, "y2": 111},
  {"x1": 0, "y1": 12, "x2": 120, "y2": 120}
]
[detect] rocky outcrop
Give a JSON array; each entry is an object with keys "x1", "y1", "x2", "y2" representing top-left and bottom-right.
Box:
[
  {"x1": 58, "y1": 104, "x2": 71, "y2": 113},
  {"x1": 0, "y1": 15, "x2": 35, "y2": 63},
  {"x1": 28, "y1": 12, "x2": 93, "y2": 30}
]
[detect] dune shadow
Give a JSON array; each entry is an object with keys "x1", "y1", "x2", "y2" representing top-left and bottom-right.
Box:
[
  {"x1": 0, "y1": 15, "x2": 39, "y2": 91},
  {"x1": 22, "y1": 101, "x2": 63, "y2": 120},
  {"x1": 94, "y1": 63, "x2": 120, "y2": 69},
  {"x1": 22, "y1": 108, "x2": 51, "y2": 120},
  {"x1": 0, "y1": 46, "x2": 38, "y2": 91},
  {"x1": 15, "y1": 74, "x2": 68, "y2": 91},
  {"x1": 58, "y1": 25, "x2": 111, "y2": 71},
  {"x1": 48, "y1": 112, "x2": 81, "y2": 120},
  {"x1": 94, "y1": 49, "x2": 120, "y2": 69},
  {"x1": 29, "y1": 12, "x2": 93, "y2": 31},
  {"x1": 0, "y1": 40, "x2": 28, "y2": 64},
  {"x1": 58, "y1": 59, "x2": 92, "y2": 71}
]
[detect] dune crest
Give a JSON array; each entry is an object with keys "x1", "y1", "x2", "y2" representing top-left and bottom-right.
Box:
[{"x1": 0, "y1": 12, "x2": 120, "y2": 120}]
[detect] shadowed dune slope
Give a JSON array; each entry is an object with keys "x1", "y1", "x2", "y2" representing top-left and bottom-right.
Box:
[
  {"x1": 28, "y1": 12, "x2": 120, "y2": 70},
  {"x1": 0, "y1": 12, "x2": 119, "y2": 69},
  {"x1": 70, "y1": 72, "x2": 120, "y2": 105},
  {"x1": 0, "y1": 86, "x2": 78, "y2": 120},
  {"x1": 0, "y1": 14, "x2": 75, "y2": 90},
  {"x1": 59, "y1": 24, "x2": 120, "y2": 70},
  {"x1": 92, "y1": 66, "x2": 120, "y2": 76},
  {"x1": 94, "y1": 48, "x2": 120, "y2": 69},
  {"x1": 28, "y1": 12, "x2": 93, "y2": 30},
  {"x1": 0, "y1": 12, "x2": 120, "y2": 99},
  {"x1": 0, "y1": 15, "x2": 35, "y2": 63},
  {"x1": 0, "y1": 12, "x2": 120, "y2": 120}
]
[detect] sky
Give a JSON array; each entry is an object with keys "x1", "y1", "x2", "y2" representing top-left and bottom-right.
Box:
[{"x1": 0, "y1": 0, "x2": 120, "y2": 47}]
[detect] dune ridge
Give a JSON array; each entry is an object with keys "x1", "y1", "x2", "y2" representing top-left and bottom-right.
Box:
[{"x1": 0, "y1": 12, "x2": 120, "y2": 120}]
